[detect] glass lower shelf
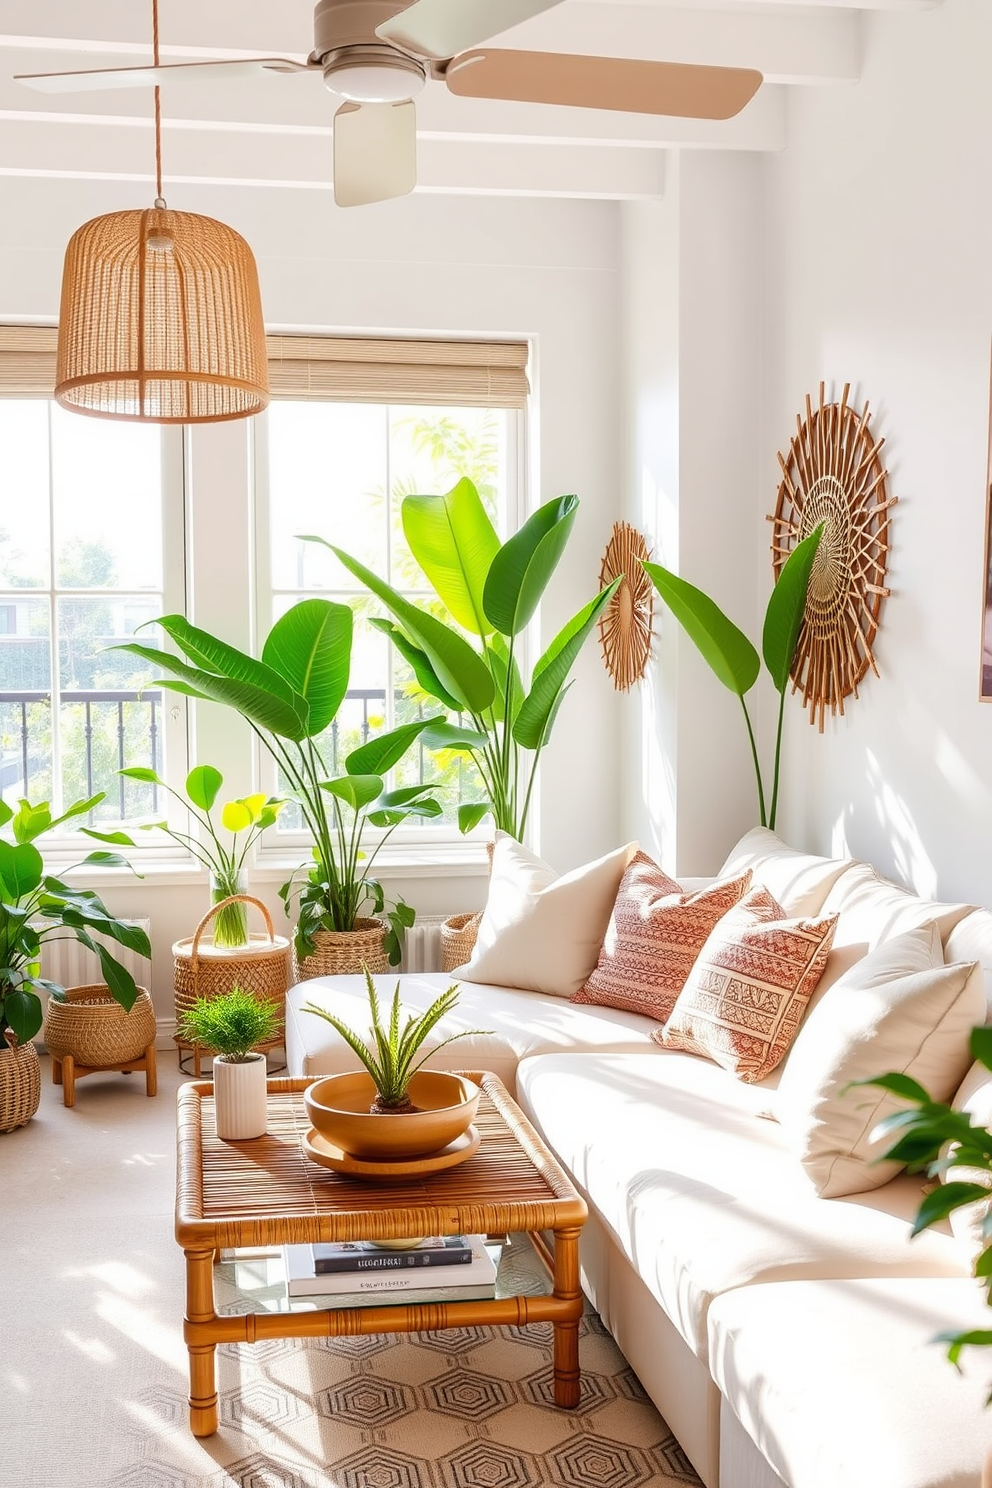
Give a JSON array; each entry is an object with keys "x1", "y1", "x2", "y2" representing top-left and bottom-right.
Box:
[{"x1": 216, "y1": 1231, "x2": 552, "y2": 1317}]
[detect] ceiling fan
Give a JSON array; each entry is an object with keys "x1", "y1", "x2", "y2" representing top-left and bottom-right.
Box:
[{"x1": 15, "y1": 0, "x2": 763, "y2": 209}]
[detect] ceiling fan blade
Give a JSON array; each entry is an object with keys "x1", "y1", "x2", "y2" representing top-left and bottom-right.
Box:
[
  {"x1": 333, "y1": 100, "x2": 417, "y2": 208},
  {"x1": 377, "y1": 0, "x2": 563, "y2": 62},
  {"x1": 15, "y1": 58, "x2": 313, "y2": 94},
  {"x1": 444, "y1": 50, "x2": 763, "y2": 121}
]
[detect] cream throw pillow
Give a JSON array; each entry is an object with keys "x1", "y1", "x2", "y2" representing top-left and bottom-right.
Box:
[
  {"x1": 455, "y1": 833, "x2": 638, "y2": 999},
  {"x1": 777, "y1": 923, "x2": 984, "y2": 1198}
]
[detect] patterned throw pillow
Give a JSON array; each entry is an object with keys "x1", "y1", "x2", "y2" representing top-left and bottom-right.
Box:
[
  {"x1": 571, "y1": 854, "x2": 752, "y2": 1022},
  {"x1": 657, "y1": 885, "x2": 838, "y2": 1083}
]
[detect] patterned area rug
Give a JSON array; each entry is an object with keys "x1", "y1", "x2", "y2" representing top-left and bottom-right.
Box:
[{"x1": 2, "y1": 1058, "x2": 701, "y2": 1488}]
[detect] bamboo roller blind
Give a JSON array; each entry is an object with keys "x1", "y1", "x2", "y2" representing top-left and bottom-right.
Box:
[{"x1": 0, "y1": 326, "x2": 530, "y2": 409}]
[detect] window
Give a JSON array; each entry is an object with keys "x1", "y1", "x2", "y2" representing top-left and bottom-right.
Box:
[
  {"x1": 0, "y1": 399, "x2": 184, "y2": 827},
  {"x1": 256, "y1": 400, "x2": 520, "y2": 836}
]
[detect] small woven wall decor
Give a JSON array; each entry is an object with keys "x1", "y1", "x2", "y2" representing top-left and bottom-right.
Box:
[
  {"x1": 769, "y1": 382, "x2": 895, "y2": 731},
  {"x1": 598, "y1": 521, "x2": 655, "y2": 691}
]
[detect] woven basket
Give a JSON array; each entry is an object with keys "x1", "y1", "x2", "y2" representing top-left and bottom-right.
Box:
[
  {"x1": 44, "y1": 985, "x2": 156, "y2": 1068},
  {"x1": 173, "y1": 895, "x2": 290, "y2": 1055},
  {"x1": 0, "y1": 1036, "x2": 41, "y2": 1132},
  {"x1": 440, "y1": 911, "x2": 484, "y2": 973},
  {"x1": 292, "y1": 918, "x2": 389, "y2": 983}
]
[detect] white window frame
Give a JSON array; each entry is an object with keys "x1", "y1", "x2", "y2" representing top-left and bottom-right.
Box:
[{"x1": 250, "y1": 400, "x2": 527, "y2": 868}]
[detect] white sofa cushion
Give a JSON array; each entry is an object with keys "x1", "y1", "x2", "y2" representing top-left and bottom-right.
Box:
[
  {"x1": 776, "y1": 924, "x2": 984, "y2": 1198},
  {"x1": 708, "y1": 1277, "x2": 992, "y2": 1488},
  {"x1": 819, "y1": 860, "x2": 975, "y2": 949},
  {"x1": 455, "y1": 833, "x2": 637, "y2": 998},
  {"x1": 718, "y1": 826, "x2": 854, "y2": 918},
  {"x1": 516, "y1": 1052, "x2": 966, "y2": 1363},
  {"x1": 945, "y1": 907, "x2": 992, "y2": 1019},
  {"x1": 285, "y1": 972, "x2": 665, "y2": 1090}
]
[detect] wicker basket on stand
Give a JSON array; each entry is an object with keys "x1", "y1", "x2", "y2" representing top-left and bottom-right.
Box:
[
  {"x1": 0, "y1": 1035, "x2": 42, "y2": 1132},
  {"x1": 173, "y1": 895, "x2": 291, "y2": 1076},
  {"x1": 44, "y1": 984, "x2": 157, "y2": 1108},
  {"x1": 292, "y1": 917, "x2": 389, "y2": 983}
]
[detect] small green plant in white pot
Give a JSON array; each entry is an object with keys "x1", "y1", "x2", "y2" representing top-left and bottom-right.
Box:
[{"x1": 177, "y1": 987, "x2": 281, "y2": 1140}]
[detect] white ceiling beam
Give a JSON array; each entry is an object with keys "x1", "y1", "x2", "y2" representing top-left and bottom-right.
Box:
[
  {"x1": 0, "y1": 76, "x2": 785, "y2": 152},
  {"x1": 0, "y1": 116, "x2": 665, "y2": 201}
]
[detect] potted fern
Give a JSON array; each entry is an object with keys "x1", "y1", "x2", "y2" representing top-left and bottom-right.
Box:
[
  {"x1": 302, "y1": 968, "x2": 488, "y2": 1160},
  {"x1": 177, "y1": 986, "x2": 282, "y2": 1140}
]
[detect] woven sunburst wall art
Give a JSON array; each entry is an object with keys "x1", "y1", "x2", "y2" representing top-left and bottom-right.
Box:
[
  {"x1": 598, "y1": 521, "x2": 654, "y2": 691},
  {"x1": 769, "y1": 382, "x2": 896, "y2": 731}
]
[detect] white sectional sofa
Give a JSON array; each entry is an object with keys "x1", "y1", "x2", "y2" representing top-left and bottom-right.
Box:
[{"x1": 285, "y1": 829, "x2": 992, "y2": 1488}]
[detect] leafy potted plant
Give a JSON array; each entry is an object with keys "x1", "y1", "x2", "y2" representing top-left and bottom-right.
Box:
[
  {"x1": 0, "y1": 792, "x2": 151, "y2": 1132},
  {"x1": 315, "y1": 479, "x2": 622, "y2": 843},
  {"x1": 114, "y1": 764, "x2": 286, "y2": 948},
  {"x1": 112, "y1": 598, "x2": 445, "y2": 975},
  {"x1": 642, "y1": 524, "x2": 824, "y2": 831},
  {"x1": 177, "y1": 985, "x2": 282, "y2": 1140},
  {"x1": 302, "y1": 967, "x2": 488, "y2": 1160}
]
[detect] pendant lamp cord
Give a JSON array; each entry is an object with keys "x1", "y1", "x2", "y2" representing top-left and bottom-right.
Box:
[{"x1": 152, "y1": 0, "x2": 165, "y2": 207}]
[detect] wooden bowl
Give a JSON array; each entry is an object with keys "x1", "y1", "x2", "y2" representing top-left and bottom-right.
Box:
[{"x1": 303, "y1": 1070, "x2": 480, "y2": 1160}]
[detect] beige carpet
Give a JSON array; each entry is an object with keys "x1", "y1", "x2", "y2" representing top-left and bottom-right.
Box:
[{"x1": 1, "y1": 1054, "x2": 701, "y2": 1488}]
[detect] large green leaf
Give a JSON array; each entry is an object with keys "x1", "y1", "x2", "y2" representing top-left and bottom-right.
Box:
[
  {"x1": 762, "y1": 524, "x2": 824, "y2": 693},
  {"x1": 368, "y1": 618, "x2": 462, "y2": 712},
  {"x1": 321, "y1": 775, "x2": 384, "y2": 812},
  {"x1": 642, "y1": 562, "x2": 760, "y2": 696},
  {"x1": 458, "y1": 802, "x2": 492, "y2": 834},
  {"x1": 154, "y1": 615, "x2": 302, "y2": 708},
  {"x1": 186, "y1": 764, "x2": 222, "y2": 811},
  {"x1": 483, "y1": 494, "x2": 578, "y2": 637},
  {"x1": 2, "y1": 986, "x2": 41, "y2": 1044},
  {"x1": 0, "y1": 840, "x2": 43, "y2": 901},
  {"x1": 322, "y1": 543, "x2": 494, "y2": 714},
  {"x1": 402, "y1": 478, "x2": 501, "y2": 637},
  {"x1": 420, "y1": 722, "x2": 489, "y2": 753},
  {"x1": 487, "y1": 634, "x2": 524, "y2": 725},
  {"x1": 513, "y1": 578, "x2": 621, "y2": 750},
  {"x1": 93, "y1": 943, "x2": 139, "y2": 1012},
  {"x1": 973, "y1": 1026, "x2": 992, "y2": 1073},
  {"x1": 345, "y1": 715, "x2": 443, "y2": 777},
  {"x1": 114, "y1": 641, "x2": 310, "y2": 740},
  {"x1": 261, "y1": 599, "x2": 353, "y2": 735}
]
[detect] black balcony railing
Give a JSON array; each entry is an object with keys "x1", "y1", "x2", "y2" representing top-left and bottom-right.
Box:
[{"x1": 0, "y1": 686, "x2": 391, "y2": 815}]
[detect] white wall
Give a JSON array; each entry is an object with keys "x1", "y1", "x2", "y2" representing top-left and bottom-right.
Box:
[
  {"x1": 620, "y1": 153, "x2": 765, "y2": 877},
  {"x1": 763, "y1": 0, "x2": 992, "y2": 905},
  {"x1": 0, "y1": 179, "x2": 624, "y2": 1023}
]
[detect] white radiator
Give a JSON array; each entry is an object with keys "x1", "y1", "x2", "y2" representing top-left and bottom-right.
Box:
[
  {"x1": 400, "y1": 915, "x2": 451, "y2": 974},
  {"x1": 39, "y1": 919, "x2": 153, "y2": 995}
]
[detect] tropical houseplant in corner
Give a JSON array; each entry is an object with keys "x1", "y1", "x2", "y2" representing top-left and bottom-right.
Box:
[
  {"x1": 0, "y1": 793, "x2": 151, "y2": 1131},
  {"x1": 115, "y1": 763, "x2": 286, "y2": 948},
  {"x1": 178, "y1": 985, "x2": 282, "y2": 1140},
  {"x1": 642, "y1": 523, "x2": 824, "y2": 831},
  {"x1": 302, "y1": 966, "x2": 489, "y2": 1161},
  {"x1": 112, "y1": 598, "x2": 445, "y2": 975},
  {"x1": 310, "y1": 478, "x2": 622, "y2": 842}
]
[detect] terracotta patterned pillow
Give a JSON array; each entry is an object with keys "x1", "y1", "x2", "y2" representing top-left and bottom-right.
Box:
[
  {"x1": 571, "y1": 854, "x2": 752, "y2": 1022},
  {"x1": 656, "y1": 885, "x2": 838, "y2": 1083}
]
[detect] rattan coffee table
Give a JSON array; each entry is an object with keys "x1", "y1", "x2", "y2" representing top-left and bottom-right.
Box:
[{"x1": 175, "y1": 1071, "x2": 588, "y2": 1437}]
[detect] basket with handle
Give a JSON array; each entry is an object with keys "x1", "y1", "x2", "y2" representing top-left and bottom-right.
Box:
[{"x1": 172, "y1": 895, "x2": 291, "y2": 1072}]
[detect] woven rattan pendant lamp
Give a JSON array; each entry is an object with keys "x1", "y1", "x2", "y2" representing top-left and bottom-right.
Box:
[{"x1": 54, "y1": 0, "x2": 268, "y2": 424}]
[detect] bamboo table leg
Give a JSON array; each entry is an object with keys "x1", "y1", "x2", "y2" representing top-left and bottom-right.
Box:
[
  {"x1": 552, "y1": 1225, "x2": 582, "y2": 1408},
  {"x1": 184, "y1": 1248, "x2": 219, "y2": 1436}
]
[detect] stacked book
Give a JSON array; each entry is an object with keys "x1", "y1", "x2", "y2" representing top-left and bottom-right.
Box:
[{"x1": 284, "y1": 1234, "x2": 498, "y2": 1306}]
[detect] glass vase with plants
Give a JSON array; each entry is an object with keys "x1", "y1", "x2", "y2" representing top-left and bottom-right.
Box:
[
  {"x1": 312, "y1": 478, "x2": 622, "y2": 841},
  {"x1": 112, "y1": 599, "x2": 445, "y2": 965},
  {"x1": 176, "y1": 985, "x2": 282, "y2": 1063},
  {"x1": 0, "y1": 793, "x2": 150, "y2": 1048},
  {"x1": 114, "y1": 764, "x2": 285, "y2": 948}
]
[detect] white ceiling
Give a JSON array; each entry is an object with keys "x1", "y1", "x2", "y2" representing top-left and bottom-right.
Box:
[{"x1": 0, "y1": 0, "x2": 940, "y2": 202}]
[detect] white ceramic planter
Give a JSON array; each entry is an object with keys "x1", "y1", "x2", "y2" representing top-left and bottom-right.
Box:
[{"x1": 213, "y1": 1052, "x2": 267, "y2": 1140}]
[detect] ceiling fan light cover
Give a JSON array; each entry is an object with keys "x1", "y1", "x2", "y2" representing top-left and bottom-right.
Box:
[
  {"x1": 323, "y1": 49, "x2": 426, "y2": 104},
  {"x1": 55, "y1": 207, "x2": 269, "y2": 423}
]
